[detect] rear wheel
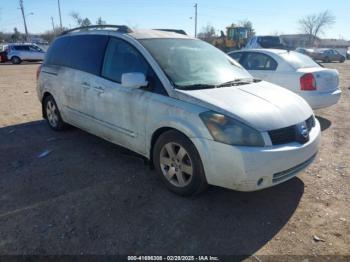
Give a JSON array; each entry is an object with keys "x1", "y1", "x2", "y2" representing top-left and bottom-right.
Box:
[
  {"x1": 11, "y1": 56, "x2": 21, "y2": 64},
  {"x1": 43, "y1": 95, "x2": 66, "y2": 131},
  {"x1": 153, "y1": 130, "x2": 207, "y2": 196},
  {"x1": 323, "y1": 57, "x2": 331, "y2": 63}
]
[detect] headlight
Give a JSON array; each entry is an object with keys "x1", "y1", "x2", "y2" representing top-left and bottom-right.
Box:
[{"x1": 199, "y1": 111, "x2": 265, "y2": 147}]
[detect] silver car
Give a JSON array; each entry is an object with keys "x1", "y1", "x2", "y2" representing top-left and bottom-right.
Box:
[
  {"x1": 7, "y1": 43, "x2": 45, "y2": 64},
  {"x1": 37, "y1": 25, "x2": 321, "y2": 196}
]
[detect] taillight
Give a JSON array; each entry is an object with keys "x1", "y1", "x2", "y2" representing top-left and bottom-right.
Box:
[
  {"x1": 36, "y1": 64, "x2": 42, "y2": 81},
  {"x1": 300, "y1": 73, "x2": 316, "y2": 91}
]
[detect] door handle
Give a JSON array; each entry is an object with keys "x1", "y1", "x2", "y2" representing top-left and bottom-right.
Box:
[
  {"x1": 93, "y1": 86, "x2": 105, "y2": 93},
  {"x1": 81, "y1": 81, "x2": 90, "y2": 89}
]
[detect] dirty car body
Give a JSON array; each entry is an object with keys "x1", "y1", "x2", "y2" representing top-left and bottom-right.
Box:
[{"x1": 37, "y1": 27, "x2": 321, "y2": 194}]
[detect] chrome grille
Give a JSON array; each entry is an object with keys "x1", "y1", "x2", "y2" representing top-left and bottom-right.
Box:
[{"x1": 268, "y1": 115, "x2": 315, "y2": 145}]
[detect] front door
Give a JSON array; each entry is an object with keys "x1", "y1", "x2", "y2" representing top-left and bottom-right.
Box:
[
  {"x1": 28, "y1": 45, "x2": 45, "y2": 60},
  {"x1": 85, "y1": 37, "x2": 157, "y2": 155}
]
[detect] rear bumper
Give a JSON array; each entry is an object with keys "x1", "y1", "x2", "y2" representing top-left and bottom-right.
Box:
[
  {"x1": 191, "y1": 119, "x2": 321, "y2": 192},
  {"x1": 301, "y1": 89, "x2": 341, "y2": 109}
]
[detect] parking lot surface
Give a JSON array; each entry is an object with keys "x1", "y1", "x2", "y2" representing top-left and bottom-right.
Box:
[{"x1": 0, "y1": 61, "x2": 349, "y2": 256}]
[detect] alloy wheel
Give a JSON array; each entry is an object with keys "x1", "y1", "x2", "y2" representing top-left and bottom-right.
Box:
[
  {"x1": 46, "y1": 100, "x2": 59, "y2": 128},
  {"x1": 159, "y1": 142, "x2": 193, "y2": 187}
]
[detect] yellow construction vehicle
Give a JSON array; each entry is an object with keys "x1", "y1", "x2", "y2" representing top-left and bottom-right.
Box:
[{"x1": 213, "y1": 24, "x2": 251, "y2": 52}]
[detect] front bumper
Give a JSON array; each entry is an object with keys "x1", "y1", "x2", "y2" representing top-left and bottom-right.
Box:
[
  {"x1": 301, "y1": 89, "x2": 341, "y2": 109},
  {"x1": 191, "y1": 119, "x2": 321, "y2": 192}
]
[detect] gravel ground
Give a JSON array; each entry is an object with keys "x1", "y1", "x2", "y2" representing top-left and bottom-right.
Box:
[{"x1": 0, "y1": 61, "x2": 349, "y2": 258}]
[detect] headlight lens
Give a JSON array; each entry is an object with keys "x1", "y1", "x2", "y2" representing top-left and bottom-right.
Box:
[{"x1": 199, "y1": 111, "x2": 265, "y2": 147}]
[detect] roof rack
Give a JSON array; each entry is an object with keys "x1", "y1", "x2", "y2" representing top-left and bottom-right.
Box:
[
  {"x1": 60, "y1": 25, "x2": 133, "y2": 36},
  {"x1": 154, "y1": 29, "x2": 187, "y2": 35}
]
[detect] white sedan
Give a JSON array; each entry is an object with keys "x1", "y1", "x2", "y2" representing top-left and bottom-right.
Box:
[{"x1": 228, "y1": 49, "x2": 341, "y2": 109}]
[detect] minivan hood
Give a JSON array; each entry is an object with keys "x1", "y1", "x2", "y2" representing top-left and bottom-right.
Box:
[{"x1": 174, "y1": 81, "x2": 313, "y2": 131}]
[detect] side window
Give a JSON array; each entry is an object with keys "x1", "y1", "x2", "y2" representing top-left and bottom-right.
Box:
[
  {"x1": 102, "y1": 38, "x2": 149, "y2": 83},
  {"x1": 29, "y1": 46, "x2": 39, "y2": 52},
  {"x1": 14, "y1": 45, "x2": 28, "y2": 51},
  {"x1": 68, "y1": 35, "x2": 109, "y2": 75},
  {"x1": 45, "y1": 37, "x2": 70, "y2": 66},
  {"x1": 102, "y1": 38, "x2": 168, "y2": 95},
  {"x1": 243, "y1": 52, "x2": 277, "y2": 71},
  {"x1": 229, "y1": 52, "x2": 243, "y2": 63}
]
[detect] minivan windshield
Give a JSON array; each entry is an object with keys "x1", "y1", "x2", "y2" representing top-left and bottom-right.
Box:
[
  {"x1": 140, "y1": 39, "x2": 252, "y2": 89},
  {"x1": 280, "y1": 51, "x2": 320, "y2": 69}
]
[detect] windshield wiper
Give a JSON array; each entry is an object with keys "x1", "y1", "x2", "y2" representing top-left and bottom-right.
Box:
[
  {"x1": 175, "y1": 84, "x2": 216, "y2": 90},
  {"x1": 216, "y1": 78, "x2": 261, "y2": 88},
  {"x1": 175, "y1": 79, "x2": 262, "y2": 90}
]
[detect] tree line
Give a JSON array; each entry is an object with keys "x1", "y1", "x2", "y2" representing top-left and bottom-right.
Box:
[
  {"x1": 0, "y1": 12, "x2": 107, "y2": 44},
  {"x1": 0, "y1": 10, "x2": 337, "y2": 46},
  {"x1": 197, "y1": 10, "x2": 335, "y2": 46}
]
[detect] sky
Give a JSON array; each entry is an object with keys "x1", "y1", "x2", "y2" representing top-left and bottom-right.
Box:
[{"x1": 0, "y1": 0, "x2": 349, "y2": 39}]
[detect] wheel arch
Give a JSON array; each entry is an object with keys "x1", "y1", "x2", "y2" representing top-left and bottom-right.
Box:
[
  {"x1": 148, "y1": 119, "x2": 207, "y2": 168},
  {"x1": 149, "y1": 127, "x2": 185, "y2": 168},
  {"x1": 41, "y1": 92, "x2": 53, "y2": 118}
]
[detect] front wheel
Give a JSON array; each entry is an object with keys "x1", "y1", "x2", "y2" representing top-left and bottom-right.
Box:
[
  {"x1": 11, "y1": 56, "x2": 21, "y2": 64},
  {"x1": 43, "y1": 95, "x2": 66, "y2": 131},
  {"x1": 153, "y1": 130, "x2": 207, "y2": 196}
]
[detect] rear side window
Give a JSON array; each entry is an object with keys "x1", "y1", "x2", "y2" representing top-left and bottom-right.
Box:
[
  {"x1": 14, "y1": 45, "x2": 30, "y2": 51},
  {"x1": 45, "y1": 35, "x2": 109, "y2": 76},
  {"x1": 45, "y1": 37, "x2": 70, "y2": 66},
  {"x1": 257, "y1": 36, "x2": 281, "y2": 48},
  {"x1": 102, "y1": 38, "x2": 149, "y2": 83},
  {"x1": 69, "y1": 35, "x2": 109, "y2": 75},
  {"x1": 242, "y1": 52, "x2": 277, "y2": 71}
]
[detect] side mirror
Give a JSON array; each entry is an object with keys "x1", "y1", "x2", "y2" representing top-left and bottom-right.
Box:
[{"x1": 121, "y1": 72, "x2": 148, "y2": 89}]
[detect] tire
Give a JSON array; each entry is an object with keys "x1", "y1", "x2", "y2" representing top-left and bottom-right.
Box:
[
  {"x1": 153, "y1": 130, "x2": 208, "y2": 196},
  {"x1": 11, "y1": 56, "x2": 22, "y2": 64},
  {"x1": 323, "y1": 57, "x2": 331, "y2": 63},
  {"x1": 43, "y1": 95, "x2": 66, "y2": 131},
  {"x1": 340, "y1": 57, "x2": 345, "y2": 63}
]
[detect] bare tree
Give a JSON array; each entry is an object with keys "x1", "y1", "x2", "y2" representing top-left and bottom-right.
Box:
[
  {"x1": 41, "y1": 26, "x2": 69, "y2": 43},
  {"x1": 238, "y1": 20, "x2": 255, "y2": 38},
  {"x1": 70, "y1": 12, "x2": 91, "y2": 27},
  {"x1": 70, "y1": 12, "x2": 83, "y2": 26},
  {"x1": 96, "y1": 17, "x2": 106, "y2": 25},
  {"x1": 197, "y1": 24, "x2": 216, "y2": 41},
  {"x1": 11, "y1": 28, "x2": 22, "y2": 42},
  {"x1": 80, "y1": 18, "x2": 91, "y2": 27},
  {"x1": 299, "y1": 10, "x2": 335, "y2": 45}
]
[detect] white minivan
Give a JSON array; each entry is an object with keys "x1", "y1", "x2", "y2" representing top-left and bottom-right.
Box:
[{"x1": 37, "y1": 25, "x2": 321, "y2": 196}]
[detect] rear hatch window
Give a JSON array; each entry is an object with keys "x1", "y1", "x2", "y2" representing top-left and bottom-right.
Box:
[{"x1": 258, "y1": 36, "x2": 285, "y2": 49}]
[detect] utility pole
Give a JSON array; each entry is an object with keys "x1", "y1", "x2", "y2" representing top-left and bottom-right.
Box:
[
  {"x1": 57, "y1": 0, "x2": 63, "y2": 29},
  {"x1": 51, "y1": 16, "x2": 55, "y2": 31},
  {"x1": 194, "y1": 3, "x2": 198, "y2": 38},
  {"x1": 19, "y1": 0, "x2": 29, "y2": 41}
]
